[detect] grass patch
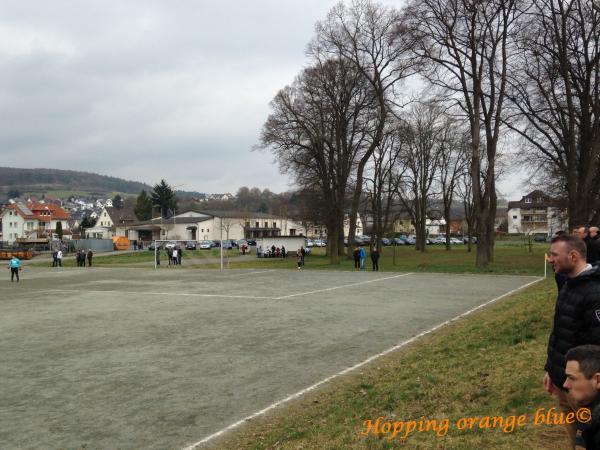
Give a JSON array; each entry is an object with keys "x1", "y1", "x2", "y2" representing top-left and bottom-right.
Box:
[
  {"x1": 211, "y1": 278, "x2": 567, "y2": 449},
  {"x1": 200, "y1": 244, "x2": 549, "y2": 276},
  {"x1": 33, "y1": 244, "x2": 550, "y2": 275}
]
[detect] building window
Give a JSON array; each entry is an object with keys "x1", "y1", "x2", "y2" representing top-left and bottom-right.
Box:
[
  {"x1": 255, "y1": 222, "x2": 259, "y2": 227},
  {"x1": 264, "y1": 222, "x2": 268, "y2": 227},
  {"x1": 245, "y1": 222, "x2": 250, "y2": 227},
  {"x1": 290, "y1": 229, "x2": 296, "y2": 236},
  {"x1": 207, "y1": 229, "x2": 209, "y2": 232},
  {"x1": 273, "y1": 222, "x2": 276, "y2": 228},
  {"x1": 525, "y1": 198, "x2": 532, "y2": 203},
  {"x1": 513, "y1": 216, "x2": 517, "y2": 219}
]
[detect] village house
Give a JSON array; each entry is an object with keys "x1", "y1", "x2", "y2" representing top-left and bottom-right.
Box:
[{"x1": 0, "y1": 202, "x2": 71, "y2": 244}]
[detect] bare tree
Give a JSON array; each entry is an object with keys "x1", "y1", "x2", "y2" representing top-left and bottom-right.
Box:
[
  {"x1": 396, "y1": 103, "x2": 444, "y2": 251},
  {"x1": 506, "y1": 0, "x2": 600, "y2": 227},
  {"x1": 364, "y1": 123, "x2": 405, "y2": 251},
  {"x1": 314, "y1": 0, "x2": 416, "y2": 259},
  {"x1": 405, "y1": 0, "x2": 521, "y2": 266},
  {"x1": 456, "y1": 167, "x2": 476, "y2": 252},
  {"x1": 259, "y1": 57, "x2": 378, "y2": 263},
  {"x1": 437, "y1": 118, "x2": 469, "y2": 249}
]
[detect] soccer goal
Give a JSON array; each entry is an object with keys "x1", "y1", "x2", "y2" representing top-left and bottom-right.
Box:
[{"x1": 152, "y1": 239, "x2": 232, "y2": 270}]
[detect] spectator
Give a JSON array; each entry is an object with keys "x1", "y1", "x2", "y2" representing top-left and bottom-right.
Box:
[
  {"x1": 573, "y1": 226, "x2": 600, "y2": 266},
  {"x1": 359, "y1": 246, "x2": 366, "y2": 271},
  {"x1": 281, "y1": 245, "x2": 286, "y2": 258},
  {"x1": 177, "y1": 246, "x2": 182, "y2": 265},
  {"x1": 87, "y1": 249, "x2": 93, "y2": 267},
  {"x1": 353, "y1": 245, "x2": 360, "y2": 271},
  {"x1": 371, "y1": 246, "x2": 380, "y2": 271},
  {"x1": 56, "y1": 249, "x2": 63, "y2": 267},
  {"x1": 52, "y1": 250, "x2": 58, "y2": 267},
  {"x1": 563, "y1": 345, "x2": 600, "y2": 450},
  {"x1": 544, "y1": 234, "x2": 600, "y2": 448}
]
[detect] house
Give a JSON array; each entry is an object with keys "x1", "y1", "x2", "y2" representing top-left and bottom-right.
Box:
[
  {"x1": 507, "y1": 190, "x2": 567, "y2": 235},
  {"x1": 96, "y1": 207, "x2": 138, "y2": 237},
  {"x1": 0, "y1": 202, "x2": 71, "y2": 243}
]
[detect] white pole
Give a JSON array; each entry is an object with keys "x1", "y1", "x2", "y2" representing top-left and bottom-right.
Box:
[
  {"x1": 220, "y1": 222, "x2": 223, "y2": 271},
  {"x1": 544, "y1": 255, "x2": 547, "y2": 278},
  {"x1": 154, "y1": 240, "x2": 157, "y2": 269}
]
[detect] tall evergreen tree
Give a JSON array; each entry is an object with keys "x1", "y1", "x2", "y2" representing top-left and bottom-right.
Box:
[
  {"x1": 134, "y1": 190, "x2": 154, "y2": 221},
  {"x1": 150, "y1": 180, "x2": 177, "y2": 218},
  {"x1": 112, "y1": 194, "x2": 124, "y2": 209}
]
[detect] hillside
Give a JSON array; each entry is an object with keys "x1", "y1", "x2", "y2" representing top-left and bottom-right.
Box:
[{"x1": 0, "y1": 167, "x2": 153, "y2": 198}]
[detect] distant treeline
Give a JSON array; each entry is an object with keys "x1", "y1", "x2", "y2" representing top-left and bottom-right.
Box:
[{"x1": 0, "y1": 167, "x2": 153, "y2": 196}]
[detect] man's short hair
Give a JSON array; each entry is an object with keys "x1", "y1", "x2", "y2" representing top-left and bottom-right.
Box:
[
  {"x1": 550, "y1": 234, "x2": 587, "y2": 257},
  {"x1": 566, "y1": 345, "x2": 600, "y2": 379}
]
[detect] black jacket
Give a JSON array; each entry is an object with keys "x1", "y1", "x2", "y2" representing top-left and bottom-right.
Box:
[
  {"x1": 582, "y1": 397, "x2": 600, "y2": 450},
  {"x1": 545, "y1": 267, "x2": 600, "y2": 388},
  {"x1": 586, "y1": 236, "x2": 600, "y2": 266}
]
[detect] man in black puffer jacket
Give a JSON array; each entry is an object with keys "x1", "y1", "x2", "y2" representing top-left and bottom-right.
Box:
[{"x1": 545, "y1": 234, "x2": 600, "y2": 449}]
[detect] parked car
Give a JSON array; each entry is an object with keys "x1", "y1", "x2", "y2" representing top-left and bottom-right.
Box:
[
  {"x1": 533, "y1": 234, "x2": 548, "y2": 242},
  {"x1": 148, "y1": 242, "x2": 163, "y2": 251},
  {"x1": 463, "y1": 236, "x2": 478, "y2": 244},
  {"x1": 198, "y1": 240, "x2": 213, "y2": 249},
  {"x1": 393, "y1": 237, "x2": 408, "y2": 245},
  {"x1": 450, "y1": 237, "x2": 464, "y2": 244},
  {"x1": 212, "y1": 240, "x2": 221, "y2": 248},
  {"x1": 306, "y1": 239, "x2": 314, "y2": 248},
  {"x1": 313, "y1": 239, "x2": 326, "y2": 247},
  {"x1": 432, "y1": 236, "x2": 447, "y2": 244},
  {"x1": 380, "y1": 238, "x2": 391, "y2": 246},
  {"x1": 185, "y1": 241, "x2": 197, "y2": 250},
  {"x1": 221, "y1": 240, "x2": 233, "y2": 250},
  {"x1": 246, "y1": 239, "x2": 257, "y2": 246}
]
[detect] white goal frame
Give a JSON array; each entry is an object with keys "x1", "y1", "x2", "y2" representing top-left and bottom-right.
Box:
[{"x1": 152, "y1": 239, "x2": 230, "y2": 270}]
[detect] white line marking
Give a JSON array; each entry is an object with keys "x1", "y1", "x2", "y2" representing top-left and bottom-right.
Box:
[
  {"x1": 275, "y1": 273, "x2": 411, "y2": 299},
  {"x1": 0, "y1": 287, "x2": 274, "y2": 300},
  {"x1": 180, "y1": 276, "x2": 544, "y2": 450}
]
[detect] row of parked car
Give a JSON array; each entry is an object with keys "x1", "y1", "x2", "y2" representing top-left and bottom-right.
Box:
[{"x1": 148, "y1": 239, "x2": 258, "y2": 251}]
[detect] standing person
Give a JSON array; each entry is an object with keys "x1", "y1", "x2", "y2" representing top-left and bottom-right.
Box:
[
  {"x1": 156, "y1": 248, "x2": 161, "y2": 266},
  {"x1": 177, "y1": 246, "x2": 182, "y2": 265},
  {"x1": 8, "y1": 255, "x2": 21, "y2": 282},
  {"x1": 359, "y1": 245, "x2": 366, "y2": 271},
  {"x1": 370, "y1": 246, "x2": 380, "y2": 271},
  {"x1": 75, "y1": 250, "x2": 81, "y2": 267},
  {"x1": 87, "y1": 249, "x2": 93, "y2": 267},
  {"x1": 56, "y1": 249, "x2": 63, "y2": 267},
  {"x1": 133, "y1": 240, "x2": 138, "y2": 251},
  {"x1": 281, "y1": 245, "x2": 286, "y2": 258},
  {"x1": 544, "y1": 234, "x2": 600, "y2": 449},
  {"x1": 167, "y1": 247, "x2": 173, "y2": 266},
  {"x1": 353, "y1": 245, "x2": 360, "y2": 270},
  {"x1": 574, "y1": 226, "x2": 600, "y2": 266},
  {"x1": 297, "y1": 249, "x2": 302, "y2": 269},
  {"x1": 300, "y1": 246, "x2": 306, "y2": 266},
  {"x1": 590, "y1": 226, "x2": 599, "y2": 241},
  {"x1": 563, "y1": 345, "x2": 600, "y2": 450},
  {"x1": 172, "y1": 247, "x2": 178, "y2": 266},
  {"x1": 52, "y1": 250, "x2": 58, "y2": 267}
]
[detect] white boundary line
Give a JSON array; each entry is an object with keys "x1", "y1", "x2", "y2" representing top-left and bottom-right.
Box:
[
  {"x1": 180, "y1": 276, "x2": 544, "y2": 450},
  {"x1": 276, "y1": 273, "x2": 412, "y2": 299},
  {"x1": 0, "y1": 287, "x2": 275, "y2": 300}
]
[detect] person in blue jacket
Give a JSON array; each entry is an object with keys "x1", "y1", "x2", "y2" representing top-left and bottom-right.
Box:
[
  {"x1": 8, "y1": 256, "x2": 21, "y2": 282},
  {"x1": 359, "y1": 246, "x2": 366, "y2": 271}
]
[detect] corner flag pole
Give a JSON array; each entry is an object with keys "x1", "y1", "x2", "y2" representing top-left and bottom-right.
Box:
[{"x1": 544, "y1": 253, "x2": 548, "y2": 278}]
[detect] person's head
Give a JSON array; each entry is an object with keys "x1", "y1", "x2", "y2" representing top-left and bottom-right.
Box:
[
  {"x1": 590, "y1": 227, "x2": 599, "y2": 239},
  {"x1": 548, "y1": 235, "x2": 588, "y2": 277},
  {"x1": 564, "y1": 345, "x2": 600, "y2": 405},
  {"x1": 573, "y1": 226, "x2": 589, "y2": 240}
]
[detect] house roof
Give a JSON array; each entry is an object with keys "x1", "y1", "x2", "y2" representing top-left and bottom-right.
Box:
[
  {"x1": 2, "y1": 203, "x2": 37, "y2": 219},
  {"x1": 104, "y1": 207, "x2": 137, "y2": 225},
  {"x1": 507, "y1": 190, "x2": 559, "y2": 210},
  {"x1": 26, "y1": 202, "x2": 71, "y2": 221},
  {"x1": 178, "y1": 209, "x2": 285, "y2": 220}
]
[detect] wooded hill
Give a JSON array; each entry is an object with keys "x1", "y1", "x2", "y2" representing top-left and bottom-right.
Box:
[{"x1": 0, "y1": 167, "x2": 153, "y2": 198}]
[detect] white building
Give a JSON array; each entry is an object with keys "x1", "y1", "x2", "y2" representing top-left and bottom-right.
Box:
[
  {"x1": 126, "y1": 210, "x2": 305, "y2": 243},
  {"x1": 507, "y1": 190, "x2": 567, "y2": 235}
]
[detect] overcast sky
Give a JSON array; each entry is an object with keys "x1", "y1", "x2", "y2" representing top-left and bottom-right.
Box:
[{"x1": 0, "y1": 0, "x2": 525, "y2": 199}]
